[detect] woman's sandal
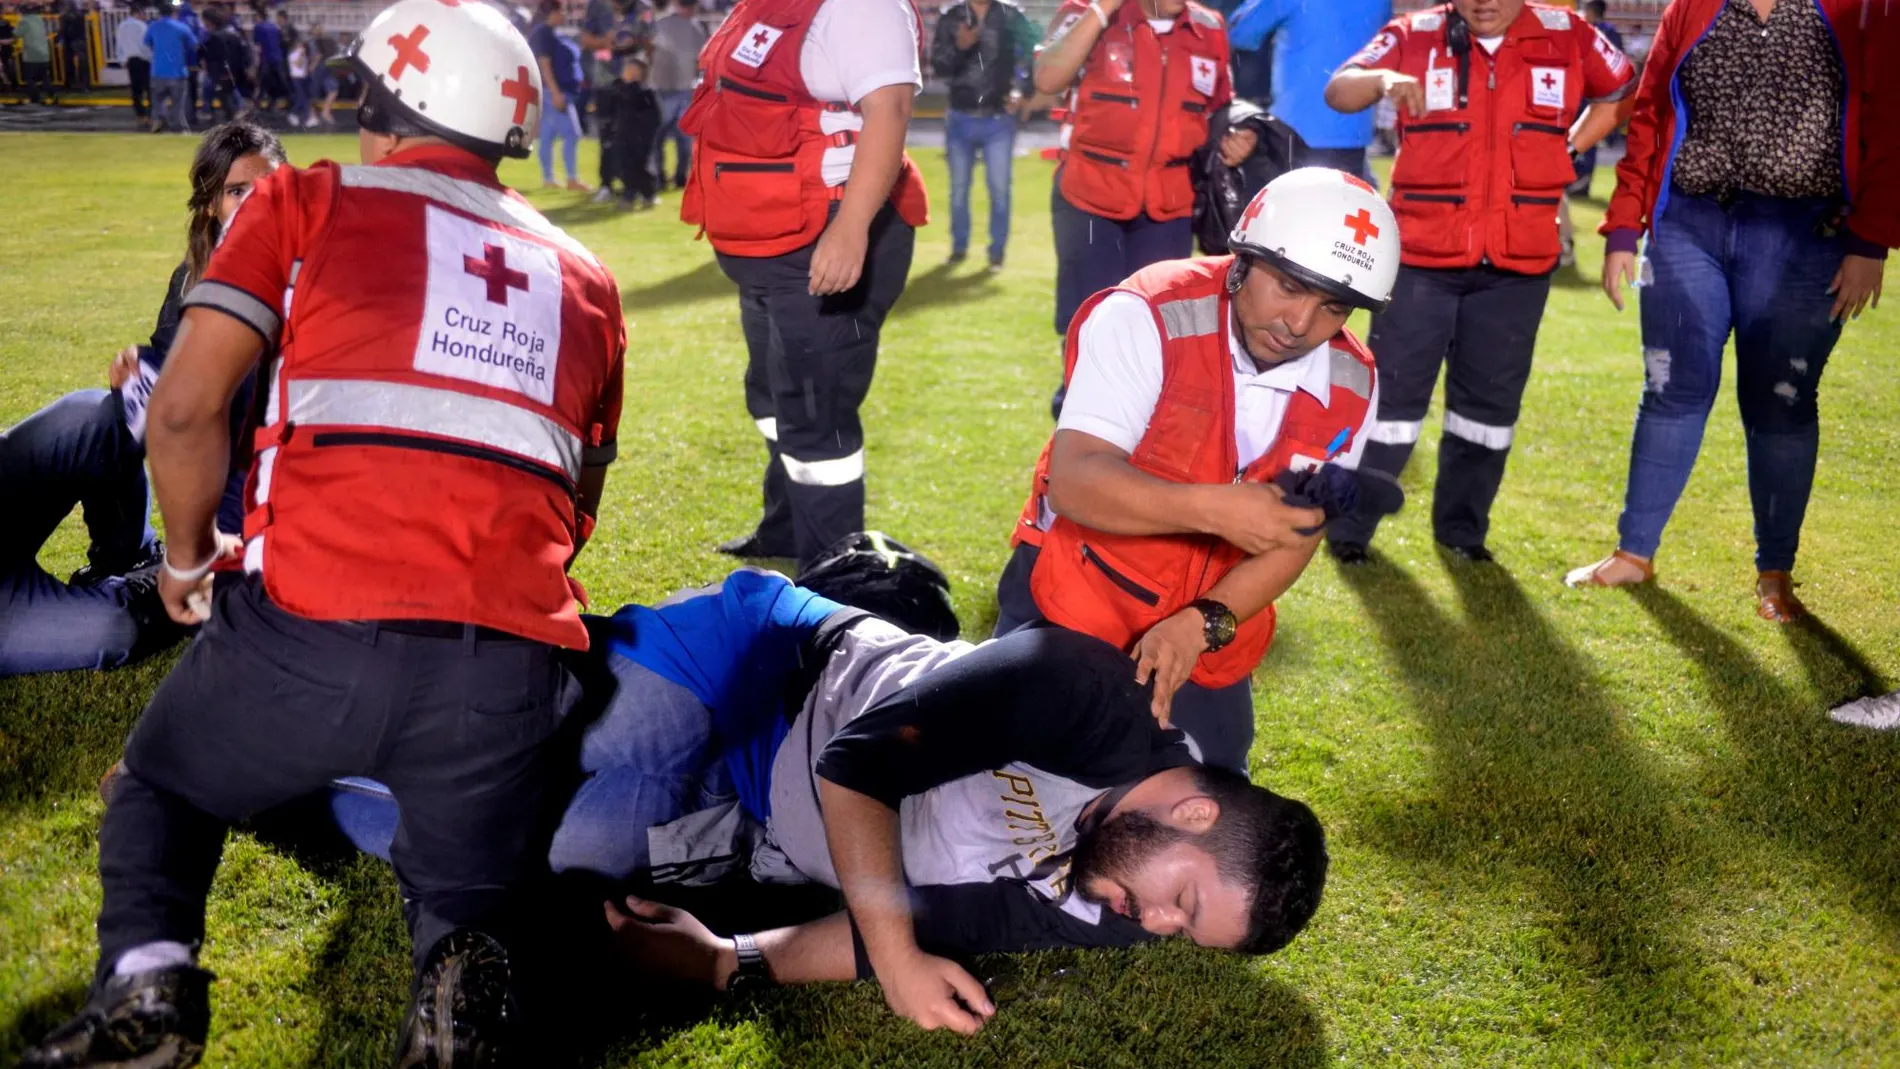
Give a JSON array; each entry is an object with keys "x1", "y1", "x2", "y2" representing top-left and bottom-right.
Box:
[
  {"x1": 1563, "y1": 549, "x2": 1655, "y2": 588},
  {"x1": 1755, "y1": 570, "x2": 1807, "y2": 623}
]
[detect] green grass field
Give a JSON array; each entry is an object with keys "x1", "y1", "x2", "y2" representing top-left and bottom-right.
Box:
[{"x1": 2, "y1": 131, "x2": 1897, "y2": 1068}]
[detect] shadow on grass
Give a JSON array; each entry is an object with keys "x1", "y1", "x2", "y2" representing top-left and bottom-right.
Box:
[
  {"x1": 1629, "y1": 590, "x2": 1900, "y2": 940},
  {"x1": 618, "y1": 259, "x2": 736, "y2": 312},
  {"x1": 890, "y1": 261, "x2": 1004, "y2": 320},
  {"x1": 1338, "y1": 554, "x2": 1711, "y2": 1032},
  {"x1": 0, "y1": 652, "x2": 175, "y2": 822},
  {"x1": 0, "y1": 983, "x2": 88, "y2": 1064}
]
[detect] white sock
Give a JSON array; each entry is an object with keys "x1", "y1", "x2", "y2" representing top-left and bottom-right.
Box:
[{"x1": 114, "y1": 941, "x2": 196, "y2": 976}]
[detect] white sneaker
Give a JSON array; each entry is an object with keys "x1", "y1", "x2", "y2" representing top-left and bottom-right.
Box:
[{"x1": 1829, "y1": 691, "x2": 1900, "y2": 730}]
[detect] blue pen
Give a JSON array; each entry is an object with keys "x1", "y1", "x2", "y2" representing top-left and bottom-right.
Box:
[{"x1": 1323, "y1": 427, "x2": 1351, "y2": 459}]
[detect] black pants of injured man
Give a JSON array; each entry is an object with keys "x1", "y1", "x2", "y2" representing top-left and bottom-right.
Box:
[
  {"x1": 37, "y1": 575, "x2": 578, "y2": 1067},
  {"x1": 716, "y1": 203, "x2": 916, "y2": 567}
]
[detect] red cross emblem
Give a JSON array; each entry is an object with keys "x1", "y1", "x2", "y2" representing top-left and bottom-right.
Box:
[
  {"x1": 464, "y1": 244, "x2": 530, "y2": 305},
  {"x1": 500, "y1": 65, "x2": 539, "y2": 125},
  {"x1": 1239, "y1": 193, "x2": 1268, "y2": 230},
  {"x1": 1540, "y1": 71, "x2": 1557, "y2": 90},
  {"x1": 386, "y1": 24, "x2": 432, "y2": 81},
  {"x1": 1343, "y1": 208, "x2": 1381, "y2": 245},
  {"x1": 751, "y1": 28, "x2": 770, "y2": 47}
]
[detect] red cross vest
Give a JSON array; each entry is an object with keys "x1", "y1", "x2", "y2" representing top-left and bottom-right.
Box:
[
  {"x1": 1011, "y1": 257, "x2": 1376, "y2": 688},
  {"x1": 240, "y1": 151, "x2": 625, "y2": 650},
  {"x1": 1380, "y1": 3, "x2": 1619, "y2": 273},
  {"x1": 679, "y1": 0, "x2": 930, "y2": 257},
  {"x1": 1057, "y1": 0, "x2": 1231, "y2": 223}
]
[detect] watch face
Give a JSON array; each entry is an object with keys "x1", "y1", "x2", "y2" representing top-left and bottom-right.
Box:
[{"x1": 1210, "y1": 612, "x2": 1236, "y2": 646}]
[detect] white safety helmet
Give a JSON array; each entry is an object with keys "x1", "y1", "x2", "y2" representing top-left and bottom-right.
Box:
[
  {"x1": 337, "y1": 0, "x2": 543, "y2": 159},
  {"x1": 1227, "y1": 167, "x2": 1401, "y2": 313}
]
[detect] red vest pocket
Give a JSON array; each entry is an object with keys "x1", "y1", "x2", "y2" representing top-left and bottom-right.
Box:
[
  {"x1": 700, "y1": 158, "x2": 821, "y2": 247},
  {"x1": 1391, "y1": 191, "x2": 1472, "y2": 261},
  {"x1": 1504, "y1": 193, "x2": 1563, "y2": 263}
]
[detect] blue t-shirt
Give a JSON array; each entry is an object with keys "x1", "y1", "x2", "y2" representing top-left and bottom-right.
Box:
[
  {"x1": 253, "y1": 18, "x2": 283, "y2": 65},
  {"x1": 144, "y1": 16, "x2": 197, "y2": 79},
  {"x1": 1228, "y1": 0, "x2": 1390, "y2": 150},
  {"x1": 530, "y1": 22, "x2": 584, "y2": 95}
]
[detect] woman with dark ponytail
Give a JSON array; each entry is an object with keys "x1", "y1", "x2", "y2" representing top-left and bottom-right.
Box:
[{"x1": 0, "y1": 122, "x2": 284, "y2": 677}]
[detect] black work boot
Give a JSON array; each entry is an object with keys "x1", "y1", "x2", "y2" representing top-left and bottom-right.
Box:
[
  {"x1": 395, "y1": 930, "x2": 515, "y2": 1069},
  {"x1": 19, "y1": 965, "x2": 213, "y2": 1069}
]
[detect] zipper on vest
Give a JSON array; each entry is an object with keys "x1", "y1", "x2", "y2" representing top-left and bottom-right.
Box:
[
  {"x1": 714, "y1": 161, "x2": 796, "y2": 176},
  {"x1": 1512, "y1": 194, "x2": 1562, "y2": 206},
  {"x1": 717, "y1": 76, "x2": 790, "y2": 103},
  {"x1": 1404, "y1": 121, "x2": 1469, "y2": 134},
  {"x1": 1400, "y1": 191, "x2": 1467, "y2": 204},
  {"x1": 1145, "y1": 42, "x2": 1169, "y2": 187},
  {"x1": 1080, "y1": 544, "x2": 1162, "y2": 606},
  {"x1": 1089, "y1": 90, "x2": 1140, "y2": 107},
  {"x1": 309, "y1": 431, "x2": 573, "y2": 492},
  {"x1": 1079, "y1": 149, "x2": 1129, "y2": 167},
  {"x1": 1513, "y1": 121, "x2": 1567, "y2": 137},
  {"x1": 1181, "y1": 100, "x2": 1206, "y2": 114}
]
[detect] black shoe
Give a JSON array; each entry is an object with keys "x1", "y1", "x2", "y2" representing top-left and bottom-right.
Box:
[
  {"x1": 395, "y1": 930, "x2": 514, "y2": 1069},
  {"x1": 20, "y1": 965, "x2": 213, "y2": 1069},
  {"x1": 1327, "y1": 540, "x2": 1371, "y2": 565},
  {"x1": 70, "y1": 540, "x2": 164, "y2": 588},
  {"x1": 1441, "y1": 542, "x2": 1496, "y2": 564},
  {"x1": 122, "y1": 563, "x2": 190, "y2": 660},
  {"x1": 715, "y1": 531, "x2": 796, "y2": 559},
  {"x1": 986, "y1": 254, "x2": 1004, "y2": 273},
  {"x1": 947, "y1": 249, "x2": 968, "y2": 265}
]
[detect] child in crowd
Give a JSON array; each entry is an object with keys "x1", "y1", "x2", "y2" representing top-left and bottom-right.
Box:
[{"x1": 602, "y1": 54, "x2": 661, "y2": 210}]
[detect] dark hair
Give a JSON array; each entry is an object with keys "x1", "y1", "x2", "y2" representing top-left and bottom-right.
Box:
[
  {"x1": 1189, "y1": 765, "x2": 1328, "y2": 955},
  {"x1": 1584, "y1": 0, "x2": 1608, "y2": 16},
  {"x1": 538, "y1": 0, "x2": 561, "y2": 13},
  {"x1": 185, "y1": 121, "x2": 287, "y2": 287}
]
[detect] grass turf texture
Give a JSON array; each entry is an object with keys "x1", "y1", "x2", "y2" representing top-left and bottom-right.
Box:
[{"x1": 2, "y1": 131, "x2": 1897, "y2": 1068}]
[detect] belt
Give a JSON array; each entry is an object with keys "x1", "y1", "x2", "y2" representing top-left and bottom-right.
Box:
[{"x1": 374, "y1": 618, "x2": 527, "y2": 642}]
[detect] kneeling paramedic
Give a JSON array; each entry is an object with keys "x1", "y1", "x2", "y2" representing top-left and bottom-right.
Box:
[
  {"x1": 23, "y1": 2, "x2": 628, "y2": 1066},
  {"x1": 1321, "y1": 0, "x2": 1633, "y2": 563},
  {"x1": 994, "y1": 168, "x2": 1399, "y2": 773},
  {"x1": 322, "y1": 568, "x2": 1331, "y2": 1036},
  {"x1": 682, "y1": 0, "x2": 930, "y2": 566}
]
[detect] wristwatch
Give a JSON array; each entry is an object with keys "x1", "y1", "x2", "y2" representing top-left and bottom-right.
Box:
[
  {"x1": 1188, "y1": 598, "x2": 1237, "y2": 653},
  {"x1": 724, "y1": 932, "x2": 773, "y2": 994}
]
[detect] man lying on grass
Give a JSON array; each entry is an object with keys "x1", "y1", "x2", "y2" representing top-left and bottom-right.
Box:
[{"x1": 325, "y1": 567, "x2": 1329, "y2": 1034}]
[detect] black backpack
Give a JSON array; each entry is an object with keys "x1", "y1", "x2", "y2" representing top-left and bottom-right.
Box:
[
  {"x1": 797, "y1": 531, "x2": 960, "y2": 642},
  {"x1": 1191, "y1": 98, "x2": 1308, "y2": 256}
]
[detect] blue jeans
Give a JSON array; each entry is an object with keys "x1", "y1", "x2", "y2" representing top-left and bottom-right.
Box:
[
  {"x1": 652, "y1": 88, "x2": 694, "y2": 187},
  {"x1": 945, "y1": 109, "x2": 1016, "y2": 261},
  {"x1": 540, "y1": 100, "x2": 582, "y2": 183},
  {"x1": 1615, "y1": 189, "x2": 1845, "y2": 572},
  {"x1": 328, "y1": 654, "x2": 731, "y2": 879},
  {"x1": 1050, "y1": 178, "x2": 1193, "y2": 335},
  {"x1": 0, "y1": 390, "x2": 157, "y2": 676}
]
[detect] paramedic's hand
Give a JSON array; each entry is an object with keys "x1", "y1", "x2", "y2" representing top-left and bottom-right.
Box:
[
  {"x1": 158, "y1": 531, "x2": 242, "y2": 625},
  {"x1": 809, "y1": 216, "x2": 869, "y2": 295},
  {"x1": 108, "y1": 346, "x2": 140, "y2": 389},
  {"x1": 1213, "y1": 482, "x2": 1325, "y2": 557},
  {"x1": 1381, "y1": 70, "x2": 1426, "y2": 119},
  {"x1": 604, "y1": 896, "x2": 733, "y2": 990},
  {"x1": 1132, "y1": 608, "x2": 1206, "y2": 728},
  {"x1": 1602, "y1": 249, "x2": 1637, "y2": 311},
  {"x1": 1830, "y1": 254, "x2": 1884, "y2": 322},
  {"x1": 955, "y1": 18, "x2": 980, "y2": 50},
  {"x1": 877, "y1": 947, "x2": 994, "y2": 1035},
  {"x1": 1219, "y1": 127, "x2": 1258, "y2": 168}
]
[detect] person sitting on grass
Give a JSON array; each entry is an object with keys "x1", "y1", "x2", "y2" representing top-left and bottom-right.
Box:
[
  {"x1": 322, "y1": 566, "x2": 1329, "y2": 1035},
  {"x1": 0, "y1": 121, "x2": 282, "y2": 677}
]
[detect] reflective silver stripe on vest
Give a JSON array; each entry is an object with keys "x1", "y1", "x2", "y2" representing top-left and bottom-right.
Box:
[
  {"x1": 1155, "y1": 294, "x2": 1220, "y2": 340},
  {"x1": 338, "y1": 165, "x2": 598, "y2": 267},
  {"x1": 1329, "y1": 346, "x2": 1373, "y2": 400},
  {"x1": 285, "y1": 378, "x2": 583, "y2": 480}
]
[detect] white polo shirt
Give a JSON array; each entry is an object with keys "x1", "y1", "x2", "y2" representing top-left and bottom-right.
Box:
[
  {"x1": 1057, "y1": 291, "x2": 1377, "y2": 471},
  {"x1": 799, "y1": 0, "x2": 923, "y2": 187}
]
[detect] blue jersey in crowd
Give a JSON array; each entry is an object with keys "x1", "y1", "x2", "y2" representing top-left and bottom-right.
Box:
[
  {"x1": 1228, "y1": 0, "x2": 1390, "y2": 151},
  {"x1": 530, "y1": 22, "x2": 584, "y2": 95},
  {"x1": 252, "y1": 17, "x2": 284, "y2": 65},
  {"x1": 144, "y1": 15, "x2": 198, "y2": 80}
]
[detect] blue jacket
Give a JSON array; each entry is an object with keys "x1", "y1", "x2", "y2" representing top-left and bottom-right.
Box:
[
  {"x1": 144, "y1": 16, "x2": 197, "y2": 79},
  {"x1": 1227, "y1": 0, "x2": 1390, "y2": 150}
]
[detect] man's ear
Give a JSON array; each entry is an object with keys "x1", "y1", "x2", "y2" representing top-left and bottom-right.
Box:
[{"x1": 1168, "y1": 795, "x2": 1220, "y2": 833}]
